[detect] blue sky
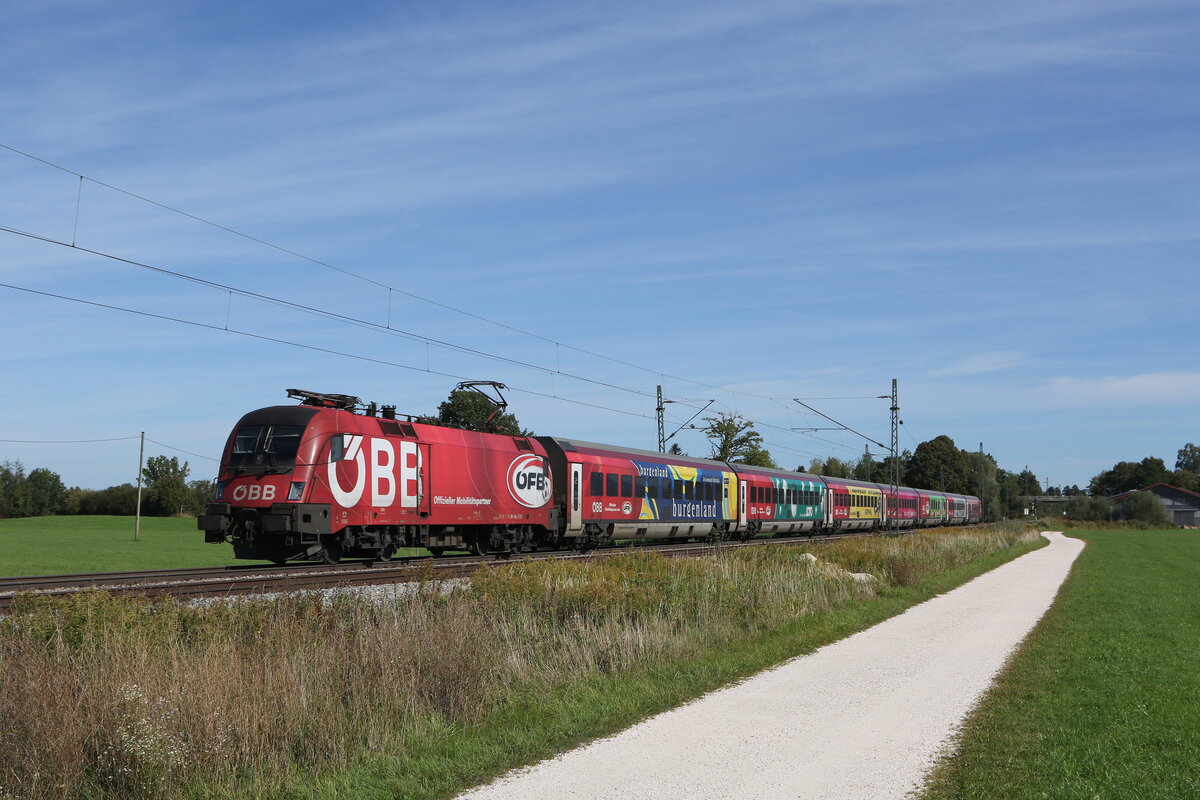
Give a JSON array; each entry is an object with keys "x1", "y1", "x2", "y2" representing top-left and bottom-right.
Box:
[{"x1": 1, "y1": 0, "x2": 1197, "y2": 492}]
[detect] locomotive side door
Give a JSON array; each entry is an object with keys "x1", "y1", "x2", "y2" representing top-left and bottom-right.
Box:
[
  {"x1": 568, "y1": 462, "x2": 583, "y2": 531},
  {"x1": 417, "y1": 443, "x2": 432, "y2": 517}
]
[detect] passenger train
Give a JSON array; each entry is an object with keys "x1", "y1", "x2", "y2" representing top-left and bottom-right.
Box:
[{"x1": 199, "y1": 390, "x2": 984, "y2": 563}]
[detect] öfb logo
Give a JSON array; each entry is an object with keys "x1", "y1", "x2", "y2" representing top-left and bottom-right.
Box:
[{"x1": 507, "y1": 454, "x2": 551, "y2": 508}]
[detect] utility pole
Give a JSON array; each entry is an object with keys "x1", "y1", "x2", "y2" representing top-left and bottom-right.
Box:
[
  {"x1": 134, "y1": 431, "x2": 145, "y2": 542},
  {"x1": 890, "y1": 379, "x2": 899, "y2": 534},
  {"x1": 979, "y1": 442, "x2": 985, "y2": 520},
  {"x1": 656, "y1": 385, "x2": 666, "y2": 454}
]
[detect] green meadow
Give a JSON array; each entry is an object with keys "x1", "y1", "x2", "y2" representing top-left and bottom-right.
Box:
[
  {"x1": 922, "y1": 529, "x2": 1200, "y2": 800},
  {"x1": 0, "y1": 516, "x2": 250, "y2": 575}
]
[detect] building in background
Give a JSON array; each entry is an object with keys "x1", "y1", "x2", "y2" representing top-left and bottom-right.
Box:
[{"x1": 1110, "y1": 483, "x2": 1200, "y2": 527}]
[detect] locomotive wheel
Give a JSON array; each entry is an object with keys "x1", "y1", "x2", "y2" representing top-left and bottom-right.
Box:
[
  {"x1": 319, "y1": 538, "x2": 343, "y2": 564},
  {"x1": 469, "y1": 533, "x2": 491, "y2": 557},
  {"x1": 427, "y1": 546, "x2": 445, "y2": 557}
]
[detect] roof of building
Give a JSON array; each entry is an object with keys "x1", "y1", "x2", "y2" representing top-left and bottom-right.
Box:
[{"x1": 1109, "y1": 482, "x2": 1200, "y2": 503}]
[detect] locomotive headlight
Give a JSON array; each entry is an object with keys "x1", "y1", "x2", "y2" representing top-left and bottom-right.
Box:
[{"x1": 287, "y1": 481, "x2": 306, "y2": 501}]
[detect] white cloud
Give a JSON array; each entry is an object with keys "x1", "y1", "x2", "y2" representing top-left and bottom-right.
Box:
[
  {"x1": 928, "y1": 351, "x2": 1026, "y2": 377},
  {"x1": 1044, "y1": 372, "x2": 1200, "y2": 406}
]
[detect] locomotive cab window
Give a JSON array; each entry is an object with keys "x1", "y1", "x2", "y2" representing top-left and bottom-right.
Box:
[
  {"x1": 229, "y1": 423, "x2": 305, "y2": 469},
  {"x1": 234, "y1": 425, "x2": 263, "y2": 454}
]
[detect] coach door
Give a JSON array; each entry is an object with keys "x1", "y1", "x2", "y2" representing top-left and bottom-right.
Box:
[
  {"x1": 737, "y1": 478, "x2": 747, "y2": 531},
  {"x1": 568, "y1": 462, "x2": 583, "y2": 531}
]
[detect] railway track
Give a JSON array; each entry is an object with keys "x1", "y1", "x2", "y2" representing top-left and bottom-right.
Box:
[{"x1": 0, "y1": 531, "x2": 868, "y2": 612}]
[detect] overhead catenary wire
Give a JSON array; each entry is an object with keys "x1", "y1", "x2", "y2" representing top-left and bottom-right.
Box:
[
  {"x1": 0, "y1": 223, "x2": 655, "y2": 402},
  {"x1": 0, "y1": 230, "x2": 832, "y2": 449},
  {"x1": 0, "y1": 281, "x2": 654, "y2": 422},
  {"x1": 0, "y1": 141, "x2": 816, "y2": 405},
  {"x1": 0, "y1": 142, "x2": 901, "y2": 461}
]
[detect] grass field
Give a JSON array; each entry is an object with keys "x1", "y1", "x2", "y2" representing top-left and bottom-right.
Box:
[
  {"x1": 0, "y1": 516, "x2": 440, "y2": 575},
  {"x1": 922, "y1": 530, "x2": 1200, "y2": 800},
  {"x1": 0, "y1": 515, "x2": 249, "y2": 575}
]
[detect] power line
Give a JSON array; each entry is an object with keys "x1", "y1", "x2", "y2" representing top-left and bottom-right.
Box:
[
  {"x1": 144, "y1": 437, "x2": 220, "y2": 463},
  {"x1": 0, "y1": 280, "x2": 653, "y2": 422},
  {"x1": 0, "y1": 222, "x2": 655, "y2": 402},
  {"x1": 0, "y1": 140, "x2": 810, "y2": 404},
  {"x1": 0, "y1": 143, "x2": 907, "y2": 455},
  {"x1": 0, "y1": 436, "x2": 140, "y2": 443},
  {"x1": 0, "y1": 232, "x2": 829, "y2": 449}
]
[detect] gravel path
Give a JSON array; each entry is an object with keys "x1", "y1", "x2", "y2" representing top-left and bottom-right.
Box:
[{"x1": 458, "y1": 531, "x2": 1083, "y2": 800}]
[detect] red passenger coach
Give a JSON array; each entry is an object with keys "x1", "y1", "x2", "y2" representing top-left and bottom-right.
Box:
[
  {"x1": 538, "y1": 438, "x2": 739, "y2": 546},
  {"x1": 200, "y1": 391, "x2": 557, "y2": 562},
  {"x1": 880, "y1": 485, "x2": 920, "y2": 529}
]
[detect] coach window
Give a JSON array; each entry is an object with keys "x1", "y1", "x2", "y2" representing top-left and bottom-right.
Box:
[
  {"x1": 647, "y1": 479, "x2": 658, "y2": 498},
  {"x1": 606, "y1": 473, "x2": 619, "y2": 497},
  {"x1": 590, "y1": 471, "x2": 603, "y2": 496},
  {"x1": 674, "y1": 479, "x2": 684, "y2": 499},
  {"x1": 661, "y1": 478, "x2": 672, "y2": 499},
  {"x1": 621, "y1": 474, "x2": 633, "y2": 498}
]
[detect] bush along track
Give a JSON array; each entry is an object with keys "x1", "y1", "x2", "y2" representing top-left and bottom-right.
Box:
[
  {"x1": 0, "y1": 525, "x2": 1041, "y2": 800},
  {"x1": 920, "y1": 529, "x2": 1200, "y2": 800}
]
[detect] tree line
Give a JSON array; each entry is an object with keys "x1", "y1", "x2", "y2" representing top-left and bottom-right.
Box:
[
  {"x1": 0, "y1": 457, "x2": 212, "y2": 519},
  {"x1": 4, "y1": 385, "x2": 1193, "y2": 525}
]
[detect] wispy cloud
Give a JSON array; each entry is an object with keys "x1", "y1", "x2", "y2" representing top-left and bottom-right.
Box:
[
  {"x1": 1044, "y1": 372, "x2": 1200, "y2": 406},
  {"x1": 928, "y1": 351, "x2": 1026, "y2": 377}
]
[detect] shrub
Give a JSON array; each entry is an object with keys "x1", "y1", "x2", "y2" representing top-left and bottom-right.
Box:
[{"x1": 1117, "y1": 491, "x2": 1173, "y2": 526}]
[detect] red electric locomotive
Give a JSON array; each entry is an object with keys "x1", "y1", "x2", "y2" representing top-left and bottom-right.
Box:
[{"x1": 199, "y1": 390, "x2": 560, "y2": 563}]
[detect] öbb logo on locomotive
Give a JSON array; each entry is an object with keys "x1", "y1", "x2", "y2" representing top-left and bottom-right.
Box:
[
  {"x1": 506, "y1": 453, "x2": 552, "y2": 508},
  {"x1": 326, "y1": 435, "x2": 421, "y2": 509},
  {"x1": 231, "y1": 484, "x2": 276, "y2": 502}
]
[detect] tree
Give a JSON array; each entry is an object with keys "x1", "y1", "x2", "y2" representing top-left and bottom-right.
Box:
[
  {"x1": 187, "y1": 479, "x2": 215, "y2": 516},
  {"x1": 852, "y1": 447, "x2": 876, "y2": 481},
  {"x1": 1088, "y1": 457, "x2": 1171, "y2": 497},
  {"x1": 701, "y1": 413, "x2": 775, "y2": 467},
  {"x1": 906, "y1": 435, "x2": 972, "y2": 493},
  {"x1": 667, "y1": 443, "x2": 686, "y2": 457},
  {"x1": 1066, "y1": 494, "x2": 1112, "y2": 521},
  {"x1": 418, "y1": 388, "x2": 530, "y2": 436},
  {"x1": 1015, "y1": 468, "x2": 1042, "y2": 497},
  {"x1": 808, "y1": 457, "x2": 850, "y2": 479},
  {"x1": 26, "y1": 468, "x2": 65, "y2": 516},
  {"x1": 1171, "y1": 469, "x2": 1200, "y2": 493},
  {"x1": 81, "y1": 484, "x2": 138, "y2": 515},
  {"x1": 143, "y1": 455, "x2": 191, "y2": 516},
  {"x1": 1177, "y1": 443, "x2": 1200, "y2": 474},
  {"x1": 0, "y1": 461, "x2": 31, "y2": 518},
  {"x1": 1117, "y1": 491, "x2": 1172, "y2": 526}
]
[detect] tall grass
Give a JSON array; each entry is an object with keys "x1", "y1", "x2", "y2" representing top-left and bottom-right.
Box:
[{"x1": 0, "y1": 526, "x2": 1036, "y2": 800}]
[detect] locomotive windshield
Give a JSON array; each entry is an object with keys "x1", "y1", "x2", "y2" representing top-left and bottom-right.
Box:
[{"x1": 229, "y1": 423, "x2": 306, "y2": 470}]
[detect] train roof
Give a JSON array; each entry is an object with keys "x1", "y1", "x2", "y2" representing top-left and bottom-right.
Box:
[
  {"x1": 822, "y1": 476, "x2": 890, "y2": 491},
  {"x1": 726, "y1": 463, "x2": 825, "y2": 483},
  {"x1": 541, "y1": 437, "x2": 732, "y2": 471}
]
